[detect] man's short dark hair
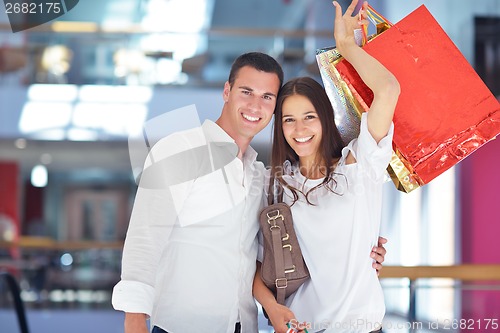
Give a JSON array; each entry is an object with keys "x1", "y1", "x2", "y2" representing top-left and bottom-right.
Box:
[{"x1": 228, "y1": 52, "x2": 284, "y2": 88}]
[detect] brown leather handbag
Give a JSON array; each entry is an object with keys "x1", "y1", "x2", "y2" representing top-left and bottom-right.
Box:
[{"x1": 259, "y1": 178, "x2": 310, "y2": 305}]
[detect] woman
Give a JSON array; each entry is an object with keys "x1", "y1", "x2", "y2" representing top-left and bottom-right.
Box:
[{"x1": 253, "y1": 1, "x2": 400, "y2": 332}]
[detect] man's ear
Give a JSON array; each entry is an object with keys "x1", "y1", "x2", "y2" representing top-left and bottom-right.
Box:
[{"x1": 222, "y1": 81, "x2": 230, "y2": 102}]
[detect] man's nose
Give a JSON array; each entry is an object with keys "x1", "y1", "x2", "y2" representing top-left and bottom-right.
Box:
[{"x1": 247, "y1": 95, "x2": 262, "y2": 110}]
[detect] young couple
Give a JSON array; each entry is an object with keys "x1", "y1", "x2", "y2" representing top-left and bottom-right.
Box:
[{"x1": 112, "y1": 1, "x2": 399, "y2": 332}]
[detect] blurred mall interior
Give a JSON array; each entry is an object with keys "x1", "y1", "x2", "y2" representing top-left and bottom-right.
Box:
[{"x1": 0, "y1": 0, "x2": 499, "y2": 332}]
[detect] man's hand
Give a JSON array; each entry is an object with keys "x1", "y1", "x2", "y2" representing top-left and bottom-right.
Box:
[
  {"x1": 371, "y1": 236, "x2": 388, "y2": 275},
  {"x1": 124, "y1": 312, "x2": 149, "y2": 333}
]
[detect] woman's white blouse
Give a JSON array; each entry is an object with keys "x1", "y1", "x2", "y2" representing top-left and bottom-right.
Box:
[{"x1": 267, "y1": 113, "x2": 394, "y2": 333}]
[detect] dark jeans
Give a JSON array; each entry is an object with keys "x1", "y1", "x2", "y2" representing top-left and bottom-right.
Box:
[{"x1": 152, "y1": 322, "x2": 241, "y2": 333}]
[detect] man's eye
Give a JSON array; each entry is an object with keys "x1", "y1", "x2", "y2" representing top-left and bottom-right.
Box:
[{"x1": 242, "y1": 90, "x2": 251, "y2": 95}]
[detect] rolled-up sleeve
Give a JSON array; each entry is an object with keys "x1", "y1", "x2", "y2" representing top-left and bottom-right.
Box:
[
  {"x1": 112, "y1": 280, "x2": 155, "y2": 316},
  {"x1": 352, "y1": 113, "x2": 394, "y2": 183}
]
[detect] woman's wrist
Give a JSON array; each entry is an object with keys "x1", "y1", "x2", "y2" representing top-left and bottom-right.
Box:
[
  {"x1": 261, "y1": 296, "x2": 279, "y2": 312},
  {"x1": 337, "y1": 39, "x2": 359, "y2": 57}
]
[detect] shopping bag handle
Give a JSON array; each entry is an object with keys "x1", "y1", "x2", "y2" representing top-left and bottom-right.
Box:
[{"x1": 361, "y1": 5, "x2": 393, "y2": 45}]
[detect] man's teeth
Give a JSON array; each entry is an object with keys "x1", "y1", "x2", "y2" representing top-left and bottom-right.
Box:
[
  {"x1": 295, "y1": 136, "x2": 313, "y2": 143},
  {"x1": 243, "y1": 114, "x2": 259, "y2": 122}
]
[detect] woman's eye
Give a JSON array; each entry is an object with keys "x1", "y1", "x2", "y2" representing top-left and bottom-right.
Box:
[{"x1": 283, "y1": 118, "x2": 294, "y2": 123}]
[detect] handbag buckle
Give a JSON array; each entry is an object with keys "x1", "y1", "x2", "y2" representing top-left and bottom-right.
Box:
[
  {"x1": 275, "y1": 278, "x2": 287, "y2": 289},
  {"x1": 270, "y1": 225, "x2": 280, "y2": 231},
  {"x1": 266, "y1": 210, "x2": 284, "y2": 225},
  {"x1": 285, "y1": 265, "x2": 296, "y2": 274}
]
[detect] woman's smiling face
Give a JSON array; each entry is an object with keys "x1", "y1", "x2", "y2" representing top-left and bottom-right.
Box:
[{"x1": 281, "y1": 94, "x2": 323, "y2": 164}]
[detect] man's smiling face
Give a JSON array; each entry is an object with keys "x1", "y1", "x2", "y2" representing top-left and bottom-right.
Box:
[{"x1": 221, "y1": 65, "x2": 280, "y2": 142}]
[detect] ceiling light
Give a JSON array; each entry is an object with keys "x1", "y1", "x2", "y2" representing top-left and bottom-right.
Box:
[
  {"x1": 28, "y1": 84, "x2": 78, "y2": 102},
  {"x1": 14, "y1": 138, "x2": 27, "y2": 149},
  {"x1": 31, "y1": 164, "x2": 48, "y2": 187}
]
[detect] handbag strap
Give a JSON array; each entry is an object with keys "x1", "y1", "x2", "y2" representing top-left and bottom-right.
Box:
[
  {"x1": 266, "y1": 176, "x2": 294, "y2": 305},
  {"x1": 270, "y1": 220, "x2": 287, "y2": 305},
  {"x1": 267, "y1": 175, "x2": 284, "y2": 205}
]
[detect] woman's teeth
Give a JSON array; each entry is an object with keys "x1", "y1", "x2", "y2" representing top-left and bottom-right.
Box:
[{"x1": 295, "y1": 136, "x2": 313, "y2": 143}]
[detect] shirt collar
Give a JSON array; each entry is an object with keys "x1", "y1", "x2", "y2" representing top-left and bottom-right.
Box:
[
  {"x1": 243, "y1": 145, "x2": 258, "y2": 166},
  {"x1": 202, "y1": 119, "x2": 234, "y2": 144}
]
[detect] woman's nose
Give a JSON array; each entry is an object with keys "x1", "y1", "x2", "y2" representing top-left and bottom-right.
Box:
[{"x1": 294, "y1": 120, "x2": 306, "y2": 132}]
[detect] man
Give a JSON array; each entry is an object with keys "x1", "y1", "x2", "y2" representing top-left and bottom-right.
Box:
[{"x1": 112, "y1": 52, "x2": 387, "y2": 333}]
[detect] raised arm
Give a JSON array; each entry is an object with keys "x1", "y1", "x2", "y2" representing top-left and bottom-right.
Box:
[{"x1": 333, "y1": 0, "x2": 400, "y2": 143}]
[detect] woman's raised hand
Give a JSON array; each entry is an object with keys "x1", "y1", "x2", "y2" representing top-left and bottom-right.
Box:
[{"x1": 333, "y1": 0, "x2": 368, "y2": 53}]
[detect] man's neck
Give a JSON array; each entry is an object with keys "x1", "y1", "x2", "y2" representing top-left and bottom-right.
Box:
[{"x1": 215, "y1": 119, "x2": 251, "y2": 159}]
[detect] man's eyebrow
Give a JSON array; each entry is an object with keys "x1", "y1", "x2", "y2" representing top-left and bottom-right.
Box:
[
  {"x1": 238, "y1": 85, "x2": 277, "y2": 98},
  {"x1": 237, "y1": 85, "x2": 253, "y2": 91},
  {"x1": 263, "y1": 92, "x2": 277, "y2": 98}
]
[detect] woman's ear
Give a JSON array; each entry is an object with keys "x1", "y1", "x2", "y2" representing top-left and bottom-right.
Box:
[{"x1": 222, "y1": 81, "x2": 231, "y2": 102}]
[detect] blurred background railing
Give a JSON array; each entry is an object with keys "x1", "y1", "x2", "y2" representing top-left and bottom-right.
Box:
[{"x1": 1, "y1": 239, "x2": 500, "y2": 332}]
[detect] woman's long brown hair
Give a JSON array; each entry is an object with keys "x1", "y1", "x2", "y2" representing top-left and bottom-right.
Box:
[{"x1": 270, "y1": 77, "x2": 345, "y2": 205}]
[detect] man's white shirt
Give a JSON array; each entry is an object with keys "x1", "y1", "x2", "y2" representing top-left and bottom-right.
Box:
[{"x1": 112, "y1": 120, "x2": 265, "y2": 333}]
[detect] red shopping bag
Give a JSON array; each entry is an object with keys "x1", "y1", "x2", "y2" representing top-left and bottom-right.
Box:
[{"x1": 323, "y1": 5, "x2": 500, "y2": 192}]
